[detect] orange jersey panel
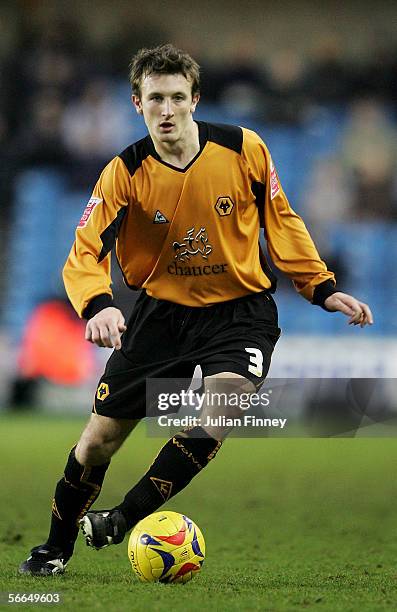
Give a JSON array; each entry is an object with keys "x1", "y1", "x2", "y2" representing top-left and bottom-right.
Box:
[{"x1": 63, "y1": 122, "x2": 335, "y2": 317}]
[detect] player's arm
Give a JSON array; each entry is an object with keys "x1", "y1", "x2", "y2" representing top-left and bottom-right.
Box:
[
  {"x1": 63, "y1": 157, "x2": 131, "y2": 349},
  {"x1": 261, "y1": 148, "x2": 373, "y2": 327},
  {"x1": 244, "y1": 130, "x2": 373, "y2": 327}
]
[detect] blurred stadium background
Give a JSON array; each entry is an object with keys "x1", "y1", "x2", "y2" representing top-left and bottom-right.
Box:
[{"x1": 0, "y1": 0, "x2": 396, "y2": 417}]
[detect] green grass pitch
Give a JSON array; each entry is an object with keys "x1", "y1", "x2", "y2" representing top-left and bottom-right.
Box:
[{"x1": 1, "y1": 413, "x2": 396, "y2": 611}]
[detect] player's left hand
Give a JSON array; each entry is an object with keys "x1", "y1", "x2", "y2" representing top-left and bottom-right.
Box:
[{"x1": 324, "y1": 292, "x2": 373, "y2": 327}]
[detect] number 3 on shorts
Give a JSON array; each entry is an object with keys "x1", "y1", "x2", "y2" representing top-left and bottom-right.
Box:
[{"x1": 244, "y1": 347, "x2": 263, "y2": 377}]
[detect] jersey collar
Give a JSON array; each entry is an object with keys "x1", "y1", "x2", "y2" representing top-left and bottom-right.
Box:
[{"x1": 145, "y1": 121, "x2": 208, "y2": 173}]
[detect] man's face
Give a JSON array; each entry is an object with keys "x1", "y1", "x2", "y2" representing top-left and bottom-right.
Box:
[{"x1": 132, "y1": 73, "x2": 199, "y2": 144}]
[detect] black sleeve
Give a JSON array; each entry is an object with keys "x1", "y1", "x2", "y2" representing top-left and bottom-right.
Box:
[
  {"x1": 312, "y1": 280, "x2": 338, "y2": 310},
  {"x1": 82, "y1": 293, "x2": 114, "y2": 320}
]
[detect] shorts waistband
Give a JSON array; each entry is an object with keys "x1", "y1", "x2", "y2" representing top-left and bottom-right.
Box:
[{"x1": 142, "y1": 289, "x2": 272, "y2": 310}]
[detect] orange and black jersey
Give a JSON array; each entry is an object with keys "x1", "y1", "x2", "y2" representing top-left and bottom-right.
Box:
[{"x1": 63, "y1": 121, "x2": 336, "y2": 318}]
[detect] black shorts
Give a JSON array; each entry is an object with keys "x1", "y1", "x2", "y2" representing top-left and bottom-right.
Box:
[{"x1": 93, "y1": 290, "x2": 281, "y2": 420}]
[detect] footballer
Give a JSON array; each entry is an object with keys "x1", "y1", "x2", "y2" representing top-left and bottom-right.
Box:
[{"x1": 19, "y1": 44, "x2": 372, "y2": 576}]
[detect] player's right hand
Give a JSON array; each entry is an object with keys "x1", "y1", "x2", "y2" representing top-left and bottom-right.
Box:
[{"x1": 85, "y1": 307, "x2": 127, "y2": 350}]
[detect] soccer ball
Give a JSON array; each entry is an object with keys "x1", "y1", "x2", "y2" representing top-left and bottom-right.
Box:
[{"x1": 127, "y1": 511, "x2": 205, "y2": 584}]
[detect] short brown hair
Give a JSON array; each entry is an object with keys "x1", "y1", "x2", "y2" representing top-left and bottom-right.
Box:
[{"x1": 129, "y1": 44, "x2": 200, "y2": 98}]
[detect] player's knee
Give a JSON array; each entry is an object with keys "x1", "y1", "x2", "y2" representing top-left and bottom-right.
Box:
[{"x1": 204, "y1": 373, "x2": 256, "y2": 421}]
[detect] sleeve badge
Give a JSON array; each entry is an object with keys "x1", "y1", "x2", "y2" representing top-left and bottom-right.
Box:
[
  {"x1": 78, "y1": 197, "x2": 102, "y2": 228},
  {"x1": 270, "y1": 159, "x2": 280, "y2": 200}
]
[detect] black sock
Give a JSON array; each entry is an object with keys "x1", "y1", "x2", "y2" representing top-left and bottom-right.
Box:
[
  {"x1": 115, "y1": 427, "x2": 221, "y2": 529},
  {"x1": 46, "y1": 447, "x2": 109, "y2": 555}
]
